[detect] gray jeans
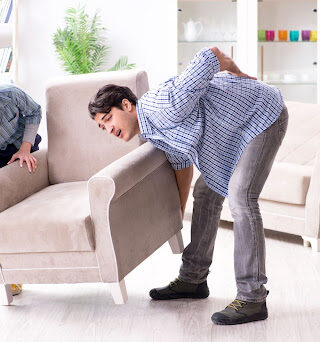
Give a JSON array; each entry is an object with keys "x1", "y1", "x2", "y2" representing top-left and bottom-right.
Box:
[{"x1": 178, "y1": 105, "x2": 289, "y2": 302}]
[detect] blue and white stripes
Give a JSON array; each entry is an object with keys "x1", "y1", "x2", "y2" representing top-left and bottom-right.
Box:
[
  {"x1": 0, "y1": 85, "x2": 41, "y2": 150},
  {"x1": 137, "y1": 48, "x2": 284, "y2": 198}
]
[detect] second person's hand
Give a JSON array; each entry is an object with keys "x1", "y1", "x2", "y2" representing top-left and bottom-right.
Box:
[
  {"x1": 7, "y1": 151, "x2": 37, "y2": 172},
  {"x1": 7, "y1": 141, "x2": 37, "y2": 172}
]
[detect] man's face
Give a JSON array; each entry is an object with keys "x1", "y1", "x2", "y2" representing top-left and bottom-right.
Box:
[{"x1": 94, "y1": 99, "x2": 140, "y2": 142}]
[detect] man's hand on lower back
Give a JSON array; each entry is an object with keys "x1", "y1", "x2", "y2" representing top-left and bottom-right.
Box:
[{"x1": 210, "y1": 47, "x2": 257, "y2": 80}]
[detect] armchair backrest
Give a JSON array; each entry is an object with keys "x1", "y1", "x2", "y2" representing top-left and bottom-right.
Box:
[{"x1": 45, "y1": 70, "x2": 149, "y2": 184}]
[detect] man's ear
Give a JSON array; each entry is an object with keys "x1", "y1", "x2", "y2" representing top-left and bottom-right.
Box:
[{"x1": 122, "y1": 99, "x2": 132, "y2": 111}]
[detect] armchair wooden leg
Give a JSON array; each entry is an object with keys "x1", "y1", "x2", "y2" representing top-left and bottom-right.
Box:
[
  {"x1": 0, "y1": 284, "x2": 13, "y2": 305},
  {"x1": 109, "y1": 279, "x2": 128, "y2": 305},
  {"x1": 302, "y1": 236, "x2": 320, "y2": 252},
  {"x1": 168, "y1": 230, "x2": 184, "y2": 254}
]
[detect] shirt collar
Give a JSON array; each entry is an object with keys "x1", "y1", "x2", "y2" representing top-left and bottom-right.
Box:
[{"x1": 136, "y1": 99, "x2": 153, "y2": 138}]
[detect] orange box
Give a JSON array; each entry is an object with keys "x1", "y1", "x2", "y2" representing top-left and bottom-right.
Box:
[{"x1": 278, "y1": 30, "x2": 288, "y2": 41}]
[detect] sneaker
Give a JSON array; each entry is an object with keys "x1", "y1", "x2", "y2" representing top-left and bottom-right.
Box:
[
  {"x1": 11, "y1": 284, "x2": 23, "y2": 296},
  {"x1": 211, "y1": 291, "x2": 269, "y2": 325},
  {"x1": 149, "y1": 277, "x2": 209, "y2": 300}
]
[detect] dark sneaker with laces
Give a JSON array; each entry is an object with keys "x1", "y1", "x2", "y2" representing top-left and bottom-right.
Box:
[
  {"x1": 211, "y1": 291, "x2": 269, "y2": 325},
  {"x1": 149, "y1": 277, "x2": 209, "y2": 300}
]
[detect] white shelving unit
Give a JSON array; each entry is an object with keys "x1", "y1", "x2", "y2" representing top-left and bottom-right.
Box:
[
  {"x1": 178, "y1": 0, "x2": 238, "y2": 74},
  {"x1": 256, "y1": 0, "x2": 319, "y2": 103},
  {"x1": 177, "y1": 0, "x2": 320, "y2": 104}
]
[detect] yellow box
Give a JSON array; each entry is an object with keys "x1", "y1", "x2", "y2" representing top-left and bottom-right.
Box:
[{"x1": 310, "y1": 30, "x2": 317, "y2": 42}]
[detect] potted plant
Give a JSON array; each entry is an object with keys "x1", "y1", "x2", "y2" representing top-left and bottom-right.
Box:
[{"x1": 53, "y1": 5, "x2": 135, "y2": 74}]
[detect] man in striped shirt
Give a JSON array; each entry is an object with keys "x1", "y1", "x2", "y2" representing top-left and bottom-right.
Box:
[{"x1": 89, "y1": 47, "x2": 288, "y2": 325}]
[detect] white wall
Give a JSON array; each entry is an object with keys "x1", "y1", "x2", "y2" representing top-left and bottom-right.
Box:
[{"x1": 15, "y1": 0, "x2": 177, "y2": 145}]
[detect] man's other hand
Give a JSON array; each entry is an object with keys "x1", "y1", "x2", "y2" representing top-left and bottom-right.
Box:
[{"x1": 181, "y1": 205, "x2": 186, "y2": 219}]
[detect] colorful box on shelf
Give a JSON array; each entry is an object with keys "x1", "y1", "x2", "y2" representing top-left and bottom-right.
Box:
[
  {"x1": 258, "y1": 29, "x2": 266, "y2": 41},
  {"x1": 310, "y1": 30, "x2": 317, "y2": 42},
  {"x1": 266, "y1": 30, "x2": 274, "y2": 41},
  {"x1": 302, "y1": 30, "x2": 311, "y2": 41},
  {"x1": 278, "y1": 30, "x2": 288, "y2": 41},
  {"x1": 290, "y1": 31, "x2": 299, "y2": 42}
]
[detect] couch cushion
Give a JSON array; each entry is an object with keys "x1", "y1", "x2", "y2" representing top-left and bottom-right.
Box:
[
  {"x1": 260, "y1": 162, "x2": 313, "y2": 205},
  {"x1": 191, "y1": 163, "x2": 312, "y2": 205},
  {"x1": 0, "y1": 182, "x2": 95, "y2": 253}
]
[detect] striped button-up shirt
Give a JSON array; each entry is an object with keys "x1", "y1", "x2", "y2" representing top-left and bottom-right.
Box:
[
  {"x1": 0, "y1": 85, "x2": 41, "y2": 150},
  {"x1": 137, "y1": 48, "x2": 284, "y2": 198}
]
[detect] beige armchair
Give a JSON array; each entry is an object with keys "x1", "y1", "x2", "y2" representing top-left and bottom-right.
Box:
[
  {"x1": 0, "y1": 70, "x2": 184, "y2": 305},
  {"x1": 185, "y1": 101, "x2": 320, "y2": 252}
]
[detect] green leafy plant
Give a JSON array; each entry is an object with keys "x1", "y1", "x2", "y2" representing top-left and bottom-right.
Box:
[
  {"x1": 53, "y1": 5, "x2": 135, "y2": 74},
  {"x1": 108, "y1": 56, "x2": 136, "y2": 72}
]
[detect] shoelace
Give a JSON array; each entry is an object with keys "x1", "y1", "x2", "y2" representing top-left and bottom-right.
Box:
[
  {"x1": 227, "y1": 299, "x2": 247, "y2": 311},
  {"x1": 169, "y1": 278, "x2": 180, "y2": 288}
]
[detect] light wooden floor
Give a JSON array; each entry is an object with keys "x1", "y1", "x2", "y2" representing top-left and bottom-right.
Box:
[{"x1": 1, "y1": 220, "x2": 320, "y2": 342}]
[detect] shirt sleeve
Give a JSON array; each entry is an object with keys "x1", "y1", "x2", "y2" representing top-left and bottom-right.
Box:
[
  {"x1": 23, "y1": 123, "x2": 39, "y2": 145},
  {"x1": 11, "y1": 86, "x2": 42, "y2": 125},
  {"x1": 165, "y1": 152, "x2": 193, "y2": 170},
  {"x1": 160, "y1": 48, "x2": 220, "y2": 123},
  {"x1": 173, "y1": 47, "x2": 220, "y2": 95}
]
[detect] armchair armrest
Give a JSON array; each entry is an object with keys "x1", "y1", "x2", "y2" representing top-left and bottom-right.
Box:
[
  {"x1": 0, "y1": 149, "x2": 49, "y2": 213},
  {"x1": 305, "y1": 151, "x2": 320, "y2": 238},
  {"x1": 90, "y1": 141, "x2": 173, "y2": 201},
  {"x1": 88, "y1": 142, "x2": 182, "y2": 282}
]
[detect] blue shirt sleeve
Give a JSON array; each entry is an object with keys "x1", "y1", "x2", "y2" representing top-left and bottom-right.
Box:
[
  {"x1": 165, "y1": 151, "x2": 193, "y2": 170},
  {"x1": 11, "y1": 86, "x2": 42, "y2": 125},
  {"x1": 173, "y1": 47, "x2": 220, "y2": 94},
  {"x1": 137, "y1": 48, "x2": 221, "y2": 130},
  {"x1": 162, "y1": 48, "x2": 220, "y2": 123}
]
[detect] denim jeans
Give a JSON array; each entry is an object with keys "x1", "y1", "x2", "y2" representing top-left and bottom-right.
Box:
[{"x1": 178, "y1": 105, "x2": 289, "y2": 302}]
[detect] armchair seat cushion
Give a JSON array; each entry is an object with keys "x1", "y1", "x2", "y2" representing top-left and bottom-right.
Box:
[{"x1": 0, "y1": 182, "x2": 95, "y2": 253}]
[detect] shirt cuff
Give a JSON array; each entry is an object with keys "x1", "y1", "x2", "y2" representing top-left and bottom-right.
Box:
[
  {"x1": 23, "y1": 124, "x2": 39, "y2": 145},
  {"x1": 202, "y1": 47, "x2": 220, "y2": 74},
  {"x1": 170, "y1": 159, "x2": 193, "y2": 170}
]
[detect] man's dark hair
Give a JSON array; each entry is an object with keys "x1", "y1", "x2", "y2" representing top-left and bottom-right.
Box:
[{"x1": 88, "y1": 84, "x2": 137, "y2": 119}]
